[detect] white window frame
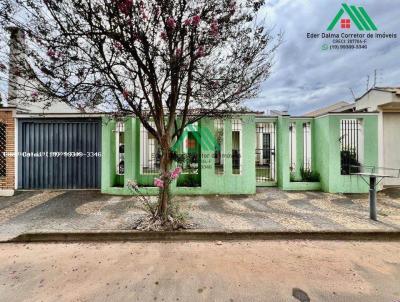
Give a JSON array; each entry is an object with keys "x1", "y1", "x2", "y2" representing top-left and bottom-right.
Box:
[
  {"x1": 303, "y1": 122, "x2": 312, "y2": 171},
  {"x1": 115, "y1": 121, "x2": 125, "y2": 175},
  {"x1": 140, "y1": 121, "x2": 159, "y2": 175},
  {"x1": 214, "y1": 119, "x2": 224, "y2": 175},
  {"x1": 289, "y1": 122, "x2": 296, "y2": 172},
  {"x1": 232, "y1": 119, "x2": 242, "y2": 175}
]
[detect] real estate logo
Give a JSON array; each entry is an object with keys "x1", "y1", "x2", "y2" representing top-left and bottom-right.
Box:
[
  {"x1": 171, "y1": 124, "x2": 220, "y2": 152},
  {"x1": 306, "y1": 3, "x2": 397, "y2": 51},
  {"x1": 327, "y1": 3, "x2": 378, "y2": 31}
]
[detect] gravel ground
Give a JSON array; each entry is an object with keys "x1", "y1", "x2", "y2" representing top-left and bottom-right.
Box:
[
  {"x1": 184, "y1": 188, "x2": 400, "y2": 231},
  {"x1": 0, "y1": 188, "x2": 399, "y2": 240}
]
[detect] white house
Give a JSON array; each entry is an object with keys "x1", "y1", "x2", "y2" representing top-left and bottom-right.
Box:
[
  {"x1": 355, "y1": 87, "x2": 400, "y2": 186},
  {"x1": 6, "y1": 27, "x2": 102, "y2": 190}
]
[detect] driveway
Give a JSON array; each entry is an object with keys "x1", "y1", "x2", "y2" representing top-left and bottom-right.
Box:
[{"x1": 0, "y1": 188, "x2": 400, "y2": 240}]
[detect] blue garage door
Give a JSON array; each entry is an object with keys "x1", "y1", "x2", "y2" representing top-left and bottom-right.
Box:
[{"x1": 18, "y1": 118, "x2": 101, "y2": 189}]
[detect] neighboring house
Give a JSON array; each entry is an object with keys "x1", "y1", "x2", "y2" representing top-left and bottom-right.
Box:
[
  {"x1": 304, "y1": 101, "x2": 353, "y2": 117},
  {"x1": 304, "y1": 88, "x2": 400, "y2": 187},
  {"x1": 5, "y1": 27, "x2": 102, "y2": 193},
  {"x1": 354, "y1": 87, "x2": 400, "y2": 186}
]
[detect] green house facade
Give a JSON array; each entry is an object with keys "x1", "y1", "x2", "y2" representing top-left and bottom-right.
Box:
[{"x1": 101, "y1": 112, "x2": 378, "y2": 195}]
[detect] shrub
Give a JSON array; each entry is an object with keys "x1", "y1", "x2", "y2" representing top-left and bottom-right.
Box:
[
  {"x1": 340, "y1": 150, "x2": 360, "y2": 175},
  {"x1": 300, "y1": 166, "x2": 320, "y2": 182},
  {"x1": 177, "y1": 172, "x2": 201, "y2": 187}
]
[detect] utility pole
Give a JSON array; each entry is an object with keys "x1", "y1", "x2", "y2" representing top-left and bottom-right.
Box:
[
  {"x1": 366, "y1": 75, "x2": 370, "y2": 92},
  {"x1": 373, "y1": 69, "x2": 377, "y2": 87}
]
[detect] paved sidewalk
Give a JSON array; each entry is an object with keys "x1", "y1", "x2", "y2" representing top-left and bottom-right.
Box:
[{"x1": 0, "y1": 188, "x2": 399, "y2": 240}]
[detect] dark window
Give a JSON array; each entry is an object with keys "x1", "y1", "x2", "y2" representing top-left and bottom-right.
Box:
[
  {"x1": 214, "y1": 119, "x2": 224, "y2": 175},
  {"x1": 232, "y1": 119, "x2": 242, "y2": 175}
]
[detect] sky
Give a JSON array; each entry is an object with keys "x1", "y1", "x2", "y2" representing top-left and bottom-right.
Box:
[
  {"x1": 1, "y1": 0, "x2": 399, "y2": 114},
  {"x1": 246, "y1": 0, "x2": 400, "y2": 115}
]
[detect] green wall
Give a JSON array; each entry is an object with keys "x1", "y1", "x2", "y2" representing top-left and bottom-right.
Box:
[
  {"x1": 313, "y1": 116, "x2": 331, "y2": 191},
  {"x1": 314, "y1": 114, "x2": 378, "y2": 193},
  {"x1": 101, "y1": 115, "x2": 257, "y2": 195},
  {"x1": 101, "y1": 113, "x2": 378, "y2": 195},
  {"x1": 275, "y1": 114, "x2": 378, "y2": 192},
  {"x1": 277, "y1": 116, "x2": 322, "y2": 191}
]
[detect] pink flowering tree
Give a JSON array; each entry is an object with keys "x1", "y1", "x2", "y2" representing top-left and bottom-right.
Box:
[{"x1": 0, "y1": 0, "x2": 279, "y2": 221}]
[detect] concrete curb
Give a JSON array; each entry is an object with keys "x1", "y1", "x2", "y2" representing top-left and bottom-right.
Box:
[{"x1": 5, "y1": 230, "x2": 400, "y2": 243}]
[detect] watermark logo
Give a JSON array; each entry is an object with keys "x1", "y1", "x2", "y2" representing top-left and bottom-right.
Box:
[
  {"x1": 306, "y1": 3, "x2": 397, "y2": 51},
  {"x1": 171, "y1": 124, "x2": 220, "y2": 152},
  {"x1": 327, "y1": 3, "x2": 377, "y2": 31}
]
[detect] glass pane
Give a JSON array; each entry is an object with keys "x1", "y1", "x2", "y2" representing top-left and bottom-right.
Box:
[{"x1": 232, "y1": 133, "x2": 241, "y2": 175}]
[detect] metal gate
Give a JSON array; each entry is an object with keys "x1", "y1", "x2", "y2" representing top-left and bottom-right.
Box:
[
  {"x1": 18, "y1": 118, "x2": 101, "y2": 189},
  {"x1": 340, "y1": 119, "x2": 361, "y2": 175},
  {"x1": 255, "y1": 122, "x2": 276, "y2": 183}
]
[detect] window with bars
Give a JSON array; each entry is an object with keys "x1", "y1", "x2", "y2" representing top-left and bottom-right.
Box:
[
  {"x1": 232, "y1": 119, "x2": 242, "y2": 175},
  {"x1": 176, "y1": 123, "x2": 201, "y2": 187},
  {"x1": 140, "y1": 122, "x2": 161, "y2": 174},
  {"x1": 115, "y1": 121, "x2": 125, "y2": 175},
  {"x1": 303, "y1": 122, "x2": 312, "y2": 171},
  {"x1": 340, "y1": 119, "x2": 362, "y2": 175},
  {"x1": 289, "y1": 122, "x2": 296, "y2": 172},
  {"x1": 214, "y1": 119, "x2": 224, "y2": 175},
  {"x1": 0, "y1": 122, "x2": 6, "y2": 177},
  {"x1": 178, "y1": 123, "x2": 200, "y2": 174}
]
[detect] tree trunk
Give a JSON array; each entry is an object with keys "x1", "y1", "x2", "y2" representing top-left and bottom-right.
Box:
[{"x1": 157, "y1": 135, "x2": 172, "y2": 220}]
